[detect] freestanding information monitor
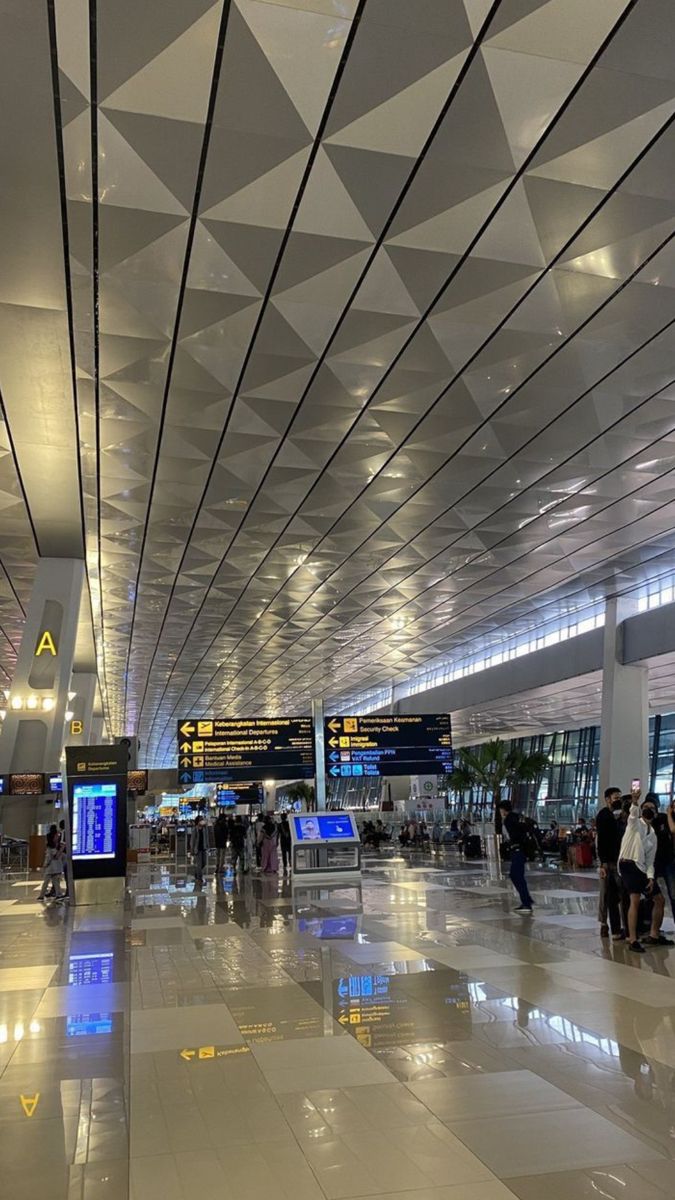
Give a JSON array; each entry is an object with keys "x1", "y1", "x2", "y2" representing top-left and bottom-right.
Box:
[
  {"x1": 65, "y1": 745, "x2": 128, "y2": 905},
  {"x1": 289, "y1": 811, "x2": 361, "y2": 877}
]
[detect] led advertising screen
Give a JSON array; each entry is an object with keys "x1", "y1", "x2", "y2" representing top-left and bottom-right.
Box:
[
  {"x1": 293, "y1": 814, "x2": 355, "y2": 841},
  {"x1": 71, "y1": 782, "x2": 117, "y2": 860}
]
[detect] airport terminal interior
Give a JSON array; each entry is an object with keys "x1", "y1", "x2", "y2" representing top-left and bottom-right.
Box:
[{"x1": 3, "y1": 0, "x2": 675, "y2": 1197}]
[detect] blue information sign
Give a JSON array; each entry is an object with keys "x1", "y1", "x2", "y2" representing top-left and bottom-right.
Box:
[{"x1": 71, "y1": 782, "x2": 117, "y2": 860}]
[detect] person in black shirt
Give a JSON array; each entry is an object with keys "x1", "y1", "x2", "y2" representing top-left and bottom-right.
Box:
[
  {"x1": 278, "y1": 813, "x2": 292, "y2": 874},
  {"x1": 190, "y1": 816, "x2": 208, "y2": 884},
  {"x1": 596, "y1": 786, "x2": 626, "y2": 940},
  {"x1": 214, "y1": 811, "x2": 229, "y2": 874},
  {"x1": 498, "y1": 800, "x2": 534, "y2": 913}
]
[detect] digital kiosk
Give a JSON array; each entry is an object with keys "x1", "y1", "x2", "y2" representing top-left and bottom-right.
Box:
[
  {"x1": 64, "y1": 745, "x2": 128, "y2": 905},
  {"x1": 289, "y1": 812, "x2": 361, "y2": 878}
]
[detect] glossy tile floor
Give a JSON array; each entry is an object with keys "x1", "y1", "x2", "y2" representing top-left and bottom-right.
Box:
[{"x1": 2, "y1": 849, "x2": 675, "y2": 1199}]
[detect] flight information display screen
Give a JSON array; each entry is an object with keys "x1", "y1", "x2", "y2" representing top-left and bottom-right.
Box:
[
  {"x1": 293, "y1": 814, "x2": 355, "y2": 841},
  {"x1": 71, "y1": 782, "x2": 117, "y2": 860}
]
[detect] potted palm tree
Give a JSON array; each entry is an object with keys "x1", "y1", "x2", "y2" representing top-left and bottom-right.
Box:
[
  {"x1": 449, "y1": 738, "x2": 549, "y2": 827},
  {"x1": 283, "y1": 781, "x2": 316, "y2": 812}
]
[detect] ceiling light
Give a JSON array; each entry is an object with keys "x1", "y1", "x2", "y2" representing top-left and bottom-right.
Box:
[
  {"x1": 10, "y1": 696, "x2": 22, "y2": 710},
  {"x1": 65, "y1": 710, "x2": 74, "y2": 721},
  {"x1": 41, "y1": 697, "x2": 54, "y2": 712},
  {"x1": 25, "y1": 695, "x2": 38, "y2": 710},
  {"x1": 68, "y1": 692, "x2": 76, "y2": 701}
]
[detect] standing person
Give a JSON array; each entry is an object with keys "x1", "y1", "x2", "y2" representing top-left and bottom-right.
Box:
[
  {"x1": 260, "y1": 816, "x2": 279, "y2": 874},
  {"x1": 254, "y1": 814, "x2": 264, "y2": 869},
  {"x1": 190, "y1": 816, "x2": 208, "y2": 885},
  {"x1": 214, "y1": 811, "x2": 229, "y2": 874},
  {"x1": 230, "y1": 815, "x2": 247, "y2": 874},
  {"x1": 39, "y1": 826, "x2": 64, "y2": 902},
  {"x1": 596, "y1": 786, "x2": 627, "y2": 940},
  {"x1": 619, "y1": 792, "x2": 674, "y2": 953},
  {"x1": 58, "y1": 818, "x2": 70, "y2": 900},
  {"x1": 278, "y1": 813, "x2": 292, "y2": 874},
  {"x1": 499, "y1": 800, "x2": 535, "y2": 914},
  {"x1": 649, "y1": 793, "x2": 675, "y2": 922}
]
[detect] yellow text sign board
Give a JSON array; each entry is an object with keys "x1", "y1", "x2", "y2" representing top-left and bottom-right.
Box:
[
  {"x1": 176, "y1": 717, "x2": 315, "y2": 784},
  {"x1": 324, "y1": 713, "x2": 453, "y2": 779}
]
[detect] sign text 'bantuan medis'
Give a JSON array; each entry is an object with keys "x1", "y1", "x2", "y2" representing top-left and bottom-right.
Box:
[
  {"x1": 176, "y1": 717, "x2": 315, "y2": 784},
  {"x1": 323, "y1": 714, "x2": 453, "y2": 778}
]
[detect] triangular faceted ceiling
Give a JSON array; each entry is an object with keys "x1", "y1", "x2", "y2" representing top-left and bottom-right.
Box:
[{"x1": 3, "y1": 0, "x2": 675, "y2": 761}]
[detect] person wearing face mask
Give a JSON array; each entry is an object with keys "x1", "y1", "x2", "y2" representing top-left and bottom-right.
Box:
[
  {"x1": 618, "y1": 788, "x2": 674, "y2": 953},
  {"x1": 596, "y1": 786, "x2": 626, "y2": 940}
]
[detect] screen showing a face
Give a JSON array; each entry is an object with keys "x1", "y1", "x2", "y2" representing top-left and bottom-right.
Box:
[
  {"x1": 293, "y1": 814, "x2": 355, "y2": 841},
  {"x1": 71, "y1": 782, "x2": 117, "y2": 860}
]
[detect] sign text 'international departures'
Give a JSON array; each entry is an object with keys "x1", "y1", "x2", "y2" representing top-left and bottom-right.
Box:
[
  {"x1": 323, "y1": 713, "x2": 453, "y2": 778},
  {"x1": 176, "y1": 717, "x2": 315, "y2": 784}
]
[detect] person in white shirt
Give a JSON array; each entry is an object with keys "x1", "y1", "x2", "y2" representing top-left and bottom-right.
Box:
[{"x1": 619, "y1": 791, "x2": 673, "y2": 953}]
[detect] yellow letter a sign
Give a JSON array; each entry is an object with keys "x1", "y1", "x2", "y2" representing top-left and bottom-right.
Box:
[{"x1": 35, "y1": 631, "x2": 57, "y2": 656}]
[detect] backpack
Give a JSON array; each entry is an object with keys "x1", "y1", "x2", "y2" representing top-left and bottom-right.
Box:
[{"x1": 519, "y1": 817, "x2": 539, "y2": 862}]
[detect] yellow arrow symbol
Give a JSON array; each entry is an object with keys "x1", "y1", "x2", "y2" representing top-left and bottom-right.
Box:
[
  {"x1": 338, "y1": 1014, "x2": 349, "y2": 1025},
  {"x1": 329, "y1": 738, "x2": 339, "y2": 748},
  {"x1": 20, "y1": 1093, "x2": 40, "y2": 1117},
  {"x1": 327, "y1": 719, "x2": 340, "y2": 733},
  {"x1": 180, "y1": 757, "x2": 191, "y2": 767},
  {"x1": 180, "y1": 722, "x2": 195, "y2": 737},
  {"x1": 179, "y1": 1049, "x2": 195, "y2": 1061},
  {"x1": 179, "y1": 742, "x2": 192, "y2": 753}
]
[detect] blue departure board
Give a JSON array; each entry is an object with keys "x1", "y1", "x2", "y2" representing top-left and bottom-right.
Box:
[{"x1": 71, "y1": 782, "x2": 117, "y2": 860}]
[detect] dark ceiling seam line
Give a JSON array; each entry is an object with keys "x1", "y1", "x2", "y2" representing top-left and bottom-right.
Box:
[
  {"x1": 0, "y1": 552, "x2": 28, "y2": 622},
  {"x1": 188, "y1": 293, "x2": 675, "y2": 719},
  {"x1": 149, "y1": 85, "x2": 669, "y2": 746},
  {"x1": 144, "y1": 0, "x2": 642, "y2": 748},
  {"x1": 46, "y1": 0, "x2": 87, "y2": 559},
  {"x1": 88, "y1": 0, "x2": 112, "y2": 734},
  {"x1": 0, "y1": 399, "x2": 42, "y2": 562},
  {"x1": 120, "y1": 0, "x2": 235, "y2": 730},
  {"x1": 138, "y1": 0, "x2": 505, "y2": 740},
  {"x1": 47, "y1": 0, "x2": 102, "y2": 715}
]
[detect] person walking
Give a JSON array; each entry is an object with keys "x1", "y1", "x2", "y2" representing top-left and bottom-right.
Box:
[
  {"x1": 498, "y1": 800, "x2": 535, "y2": 914},
  {"x1": 596, "y1": 786, "x2": 626, "y2": 940},
  {"x1": 619, "y1": 791, "x2": 674, "y2": 953},
  {"x1": 214, "y1": 811, "x2": 229, "y2": 874},
  {"x1": 190, "y1": 815, "x2": 208, "y2": 885},
  {"x1": 260, "y1": 816, "x2": 279, "y2": 874},
  {"x1": 230, "y1": 815, "x2": 247, "y2": 874},
  {"x1": 278, "y1": 813, "x2": 292, "y2": 874},
  {"x1": 39, "y1": 825, "x2": 65, "y2": 902}
]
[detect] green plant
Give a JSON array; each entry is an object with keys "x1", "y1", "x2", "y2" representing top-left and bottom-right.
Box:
[
  {"x1": 449, "y1": 738, "x2": 549, "y2": 813},
  {"x1": 283, "y1": 781, "x2": 316, "y2": 812}
]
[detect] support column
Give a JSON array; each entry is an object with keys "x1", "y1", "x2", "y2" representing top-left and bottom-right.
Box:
[
  {"x1": 312, "y1": 698, "x2": 326, "y2": 811},
  {"x1": 64, "y1": 672, "x2": 97, "y2": 747},
  {"x1": 599, "y1": 595, "x2": 649, "y2": 797},
  {"x1": 0, "y1": 558, "x2": 84, "y2": 773}
]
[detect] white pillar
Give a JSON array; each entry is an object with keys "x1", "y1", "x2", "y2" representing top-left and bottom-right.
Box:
[
  {"x1": 64, "y1": 672, "x2": 97, "y2": 746},
  {"x1": 599, "y1": 595, "x2": 649, "y2": 797},
  {"x1": 312, "y1": 698, "x2": 326, "y2": 811},
  {"x1": 0, "y1": 558, "x2": 84, "y2": 773}
]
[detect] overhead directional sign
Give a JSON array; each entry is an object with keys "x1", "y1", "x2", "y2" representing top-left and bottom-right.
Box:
[
  {"x1": 324, "y1": 713, "x2": 453, "y2": 778},
  {"x1": 176, "y1": 717, "x2": 315, "y2": 783}
]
